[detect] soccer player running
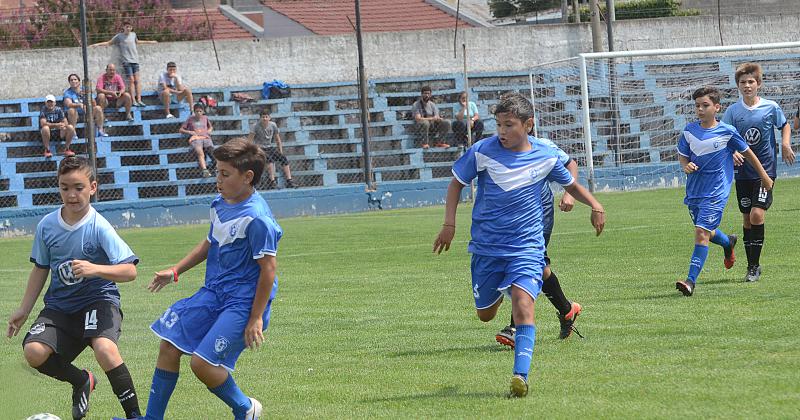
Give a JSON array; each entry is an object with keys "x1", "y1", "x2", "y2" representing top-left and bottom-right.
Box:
[
  {"x1": 495, "y1": 138, "x2": 585, "y2": 347},
  {"x1": 143, "y1": 138, "x2": 280, "y2": 420},
  {"x1": 722, "y1": 63, "x2": 794, "y2": 282},
  {"x1": 675, "y1": 87, "x2": 773, "y2": 297},
  {"x1": 433, "y1": 93, "x2": 605, "y2": 397},
  {"x1": 6, "y1": 156, "x2": 141, "y2": 420}
]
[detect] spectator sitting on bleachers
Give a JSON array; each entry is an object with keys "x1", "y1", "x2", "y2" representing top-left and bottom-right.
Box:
[
  {"x1": 96, "y1": 63, "x2": 133, "y2": 121},
  {"x1": 40, "y1": 94, "x2": 76, "y2": 158},
  {"x1": 158, "y1": 62, "x2": 193, "y2": 119},
  {"x1": 413, "y1": 85, "x2": 450, "y2": 149},
  {"x1": 451, "y1": 92, "x2": 483, "y2": 146},
  {"x1": 247, "y1": 110, "x2": 296, "y2": 189},
  {"x1": 90, "y1": 20, "x2": 157, "y2": 107},
  {"x1": 63, "y1": 73, "x2": 107, "y2": 137},
  {"x1": 179, "y1": 103, "x2": 215, "y2": 178}
]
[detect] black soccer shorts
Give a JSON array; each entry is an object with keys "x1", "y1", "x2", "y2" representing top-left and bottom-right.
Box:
[{"x1": 735, "y1": 178, "x2": 774, "y2": 214}]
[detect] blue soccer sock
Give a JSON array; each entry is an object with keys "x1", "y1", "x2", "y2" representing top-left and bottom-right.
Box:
[
  {"x1": 687, "y1": 244, "x2": 709, "y2": 284},
  {"x1": 710, "y1": 229, "x2": 730, "y2": 249},
  {"x1": 144, "y1": 368, "x2": 179, "y2": 420},
  {"x1": 209, "y1": 374, "x2": 252, "y2": 420},
  {"x1": 512, "y1": 324, "x2": 536, "y2": 381}
]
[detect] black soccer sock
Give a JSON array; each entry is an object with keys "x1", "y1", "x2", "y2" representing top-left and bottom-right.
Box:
[
  {"x1": 743, "y1": 227, "x2": 753, "y2": 267},
  {"x1": 541, "y1": 271, "x2": 572, "y2": 316},
  {"x1": 509, "y1": 313, "x2": 515, "y2": 328},
  {"x1": 750, "y1": 223, "x2": 765, "y2": 267},
  {"x1": 34, "y1": 353, "x2": 87, "y2": 388},
  {"x1": 106, "y1": 363, "x2": 141, "y2": 419}
]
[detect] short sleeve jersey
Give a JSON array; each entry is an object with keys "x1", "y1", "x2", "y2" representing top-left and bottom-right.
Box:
[
  {"x1": 63, "y1": 87, "x2": 84, "y2": 108},
  {"x1": 452, "y1": 135, "x2": 574, "y2": 257},
  {"x1": 534, "y1": 137, "x2": 572, "y2": 216},
  {"x1": 412, "y1": 99, "x2": 439, "y2": 119},
  {"x1": 111, "y1": 32, "x2": 139, "y2": 64},
  {"x1": 30, "y1": 207, "x2": 139, "y2": 313},
  {"x1": 40, "y1": 106, "x2": 65, "y2": 124},
  {"x1": 97, "y1": 74, "x2": 125, "y2": 93},
  {"x1": 722, "y1": 98, "x2": 786, "y2": 180},
  {"x1": 182, "y1": 115, "x2": 211, "y2": 139},
  {"x1": 252, "y1": 121, "x2": 279, "y2": 147},
  {"x1": 158, "y1": 72, "x2": 182, "y2": 92},
  {"x1": 677, "y1": 121, "x2": 748, "y2": 203},
  {"x1": 204, "y1": 192, "x2": 282, "y2": 299}
]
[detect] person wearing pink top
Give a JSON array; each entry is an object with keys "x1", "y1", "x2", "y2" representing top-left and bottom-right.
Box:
[{"x1": 96, "y1": 63, "x2": 133, "y2": 121}]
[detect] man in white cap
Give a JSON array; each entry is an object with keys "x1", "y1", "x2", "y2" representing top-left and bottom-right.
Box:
[{"x1": 40, "y1": 94, "x2": 76, "y2": 158}]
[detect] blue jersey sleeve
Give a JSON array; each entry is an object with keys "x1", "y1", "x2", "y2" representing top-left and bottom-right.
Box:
[
  {"x1": 98, "y1": 223, "x2": 138, "y2": 265},
  {"x1": 726, "y1": 128, "x2": 749, "y2": 153},
  {"x1": 545, "y1": 157, "x2": 574, "y2": 186},
  {"x1": 677, "y1": 132, "x2": 690, "y2": 157},
  {"x1": 721, "y1": 106, "x2": 733, "y2": 125},
  {"x1": 30, "y1": 220, "x2": 50, "y2": 269},
  {"x1": 773, "y1": 104, "x2": 787, "y2": 129},
  {"x1": 247, "y1": 217, "x2": 281, "y2": 258},
  {"x1": 452, "y1": 146, "x2": 478, "y2": 185}
]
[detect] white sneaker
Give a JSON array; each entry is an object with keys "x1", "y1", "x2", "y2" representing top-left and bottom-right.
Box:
[
  {"x1": 165, "y1": 113, "x2": 175, "y2": 119},
  {"x1": 245, "y1": 397, "x2": 262, "y2": 420}
]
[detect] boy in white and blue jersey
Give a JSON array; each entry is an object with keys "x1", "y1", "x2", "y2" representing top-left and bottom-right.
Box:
[
  {"x1": 675, "y1": 87, "x2": 773, "y2": 297},
  {"x1": 6, "y1": 156, "x2": 141, "y2": 419},
  {"x1": 433, "y1": 93, "x2": 605, "y2": 398},
  {"x1": 143, "y1": 138, "x2": 278, "y2": 420},
  {"x1": 495, "y1": 137, "x2": 585, "y2": 347},
  {"x1": 721, "y1": 63, "x2": 794, "y2": 282}
]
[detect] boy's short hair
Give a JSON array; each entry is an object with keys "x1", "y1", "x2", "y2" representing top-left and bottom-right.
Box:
[
  {"x1": 735, "y1": 62, "x2": 762, "y2": 84},
  {"x1": 494, "y1": 91, "x2": 534, "y2": 122},
  {"x1": 260, "y1": 109, "x2": 270, "y2": 117},
  {"x1": 67, "y1": 73, "x2": 80, "y2": 82},
  {"x1": 122, "y1": 20, "x2": 132, "y2": 26},
  {"x1": 193, "y1": 102, "x2": 205, "y2": 111},
  {"x1": 213, "y1": 138, "x2": 266, "y2": 186},
  {"x1": 58, "y1": 156, "x2": 95, "y2": 182},
  {"x1": 421, "y1": 85, "x2": 432, "y2": 94},
  {"x1": 692, "y1": 86, "x2": 721, "y2": 104},
  {"x1": 166, "y1": 62, "x2": 177, "y2": 69}
]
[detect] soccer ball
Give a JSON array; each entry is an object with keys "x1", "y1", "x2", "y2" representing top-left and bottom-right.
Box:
[{"x1": 26, "y1": 414, "x2": 61, "y2": 420}]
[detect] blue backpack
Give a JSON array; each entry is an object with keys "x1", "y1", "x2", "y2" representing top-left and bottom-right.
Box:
[{"x1": 261, "y1": 80, "x2": 290, "y2": 99}]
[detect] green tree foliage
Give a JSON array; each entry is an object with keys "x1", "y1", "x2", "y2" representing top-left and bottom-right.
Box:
[
  {"x1": 0, "y1": 0, "x2": 209, "y2": 51},
  {"x1": 576, "y1": 0, "x2": 700, "y2": 22},
  {"x1": 489, "y1": 0, "x2": 562, "y2": 19}
]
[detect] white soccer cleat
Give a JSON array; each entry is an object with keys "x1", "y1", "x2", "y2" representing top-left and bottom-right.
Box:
[{"x1": 245, "y1": 397, "x2": 263, "y2": 420}]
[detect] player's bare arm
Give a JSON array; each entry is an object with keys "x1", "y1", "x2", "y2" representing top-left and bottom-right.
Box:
[
  {"x1": 6, "y1": 266, "x2": 48, "y2": 338},
  {"x1": 564, "y1": 182, "x2": 605, "y2": 236},
  {"x1": 559, "y1": 159, "x2": 579, "y2": 212},
  {"x1": 434, "y1": 178, "x2": 464, "y2": 254},
  {"x1": 245, "y1": 255, "x2": 276, "y2": 350},
  {"x1": 679, "y1": 155, "x2": 698, "y2": 174},
  {"x1": 149, "y1": 238, "x2": 210, "y2": 292},
  {"x1": 780, "y1": 123, "x2": 794, "y2": 165},
  {"x1": 71, "y1": 260, "x2": 136, "y2": 283},
  {"x1": 741, "y1": 149, "x2": 774, "y2": 191}
]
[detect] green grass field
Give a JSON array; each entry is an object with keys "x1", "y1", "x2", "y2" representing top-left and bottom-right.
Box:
[{"x1": 2, "y1": 179, "x2": 800, "y2": 419}]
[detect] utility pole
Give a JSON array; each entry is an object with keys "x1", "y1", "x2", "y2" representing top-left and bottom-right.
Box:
[
  {"x1": 572, "y1": 0, "x2": 580, "y2": 23},
  {"x1": 590, "y1": 0, "x2": 603, "y2": 52},
  {"x1": 561, "y1": 0, "x2": 569, "y2": 23},
  {"x1": 354, "y1": 0, "x2": 375, "y2": 191},
  {"x1": 605, "y1": 0, "x2": 615, "y2": 51}
]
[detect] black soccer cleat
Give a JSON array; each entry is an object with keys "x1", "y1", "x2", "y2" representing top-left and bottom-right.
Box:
[
  {"x1": 676, "y1": 280, "x2": 694, "y2": 297},
  {"x1": 558, "y1": 302, "x2": 584, "y2": 339},
  {"x1": 72, "y1": 370, "x2": 97, "y2": 420}
]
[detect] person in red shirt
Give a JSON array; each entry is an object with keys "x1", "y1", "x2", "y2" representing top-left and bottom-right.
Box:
[{"x1": 96, "y1": 63, "x2": 133, "y2": 122}]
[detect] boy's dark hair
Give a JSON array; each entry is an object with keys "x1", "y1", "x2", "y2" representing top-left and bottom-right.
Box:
[
  {"x1": 735, "y1": 62, "x2": 762, "y2": 84},
  {"x1": 58, "y1": 156, "x2": 95, "y2": 182},
  {"x1": 122, "y1": 20, "x2": 132, "y2": 26},
  {"x1": 421, "y1": 85, "x2": 432, "y2": 94},
  {"x1": 259, "y1": 109, "x2": 270, "y2": 117},
  {"x1": 692, "y1": 86, "x2": 721, "y2": 104},
  {"x1": 193, "y1": 102, "x2": 205, "y2": 111},
  {"x1": 494, "y1": 91, "x2": 534, "y2": 122},
  {"x1": 213, "y1": 138, "x2": 266, "y2": 186},
  {"x1": 166, "y1": 62, "x2": 177, "y2": 69},
  {"x1": 67, "y1": 73, "x2": 80, "y2": 82}
]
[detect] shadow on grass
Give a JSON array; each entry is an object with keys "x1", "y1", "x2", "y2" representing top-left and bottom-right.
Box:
[
  {"x1": 388, "y1": 344, "x2": 508, "y2": 358},
  {"x1": 363, "y1": 385, "x2": 500, "y2": 403}
]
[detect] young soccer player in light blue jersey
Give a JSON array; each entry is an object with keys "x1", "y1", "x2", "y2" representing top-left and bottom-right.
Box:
[
  {"x1": 142, "y1": 138, "x2": 280, "y2": 420},
  {"x1": 6, "y1": 156, "x2": 141, "y2": 420},
  {"x1": 433, "y1": 93, "x2": 605, "y2": 398},
  {"x1": 722, "y1": 63, "x2": 794, "y2": 282},
  {"x1": 676, "y1": 87, "x2": 773, "y2": 297}
]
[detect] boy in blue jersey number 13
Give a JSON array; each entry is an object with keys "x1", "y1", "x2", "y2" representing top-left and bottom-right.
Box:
[
  {"x1": 143, "y1": 138, "x2": 281, "y2": 420},
  {"x1": 675, "y1": 87, "x2": 773, "y2": 297},
  {"x1": 722, "y1": 63, "x2": 794, "y2": 282},
  {"x1": 6, "y1": 156, "x2": 141, "y2": 420},
  {"x1": 433, "y1": 93, "x2": 605, "y2": 398}
]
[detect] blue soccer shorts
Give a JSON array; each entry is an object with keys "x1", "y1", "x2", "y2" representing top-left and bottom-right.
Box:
[
  {"x1": 687, "y1": 198, "x2": 725, "y2": 232},
  {"x1": 150, "y1": 285, "x2": 275, "y2": 371},
  {"x1": 470, "y1": 254, "x2": 544, "y2": 310}
]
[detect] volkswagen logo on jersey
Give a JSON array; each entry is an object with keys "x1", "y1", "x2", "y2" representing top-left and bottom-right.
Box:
[
  {"x1": 57, "y1": 260, "x2": 85, "y2": 286},
  {"x1": 214, "y1": 336, "x2": 230, "y2": 354},
  {"x1": 744, "y1": 127, "x2": 761, "y2": 145},
  {"x1": 82, "y1": 241, "x2": 97, "y2": 255}
]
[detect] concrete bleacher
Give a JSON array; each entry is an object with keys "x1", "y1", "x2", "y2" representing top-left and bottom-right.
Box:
[{"x1": 3, "y1": 53, "x2": 800, "y2": 209}]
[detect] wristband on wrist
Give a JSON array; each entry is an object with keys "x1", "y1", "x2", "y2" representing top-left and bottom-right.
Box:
[
  {"x1": 591, "y1": 208, "x2": 605, "y2": 214},
  {"x1": 442, "y1": 223, "x2": 456, "y2": 228},
  {"x1": 171, "y1": 267, "x2": 179, "y2": 283}
]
